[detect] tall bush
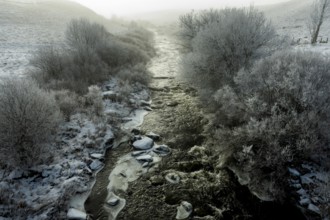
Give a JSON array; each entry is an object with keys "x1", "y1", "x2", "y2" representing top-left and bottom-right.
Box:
[
  {"x1": 213, "y1": 51, "x2": 330, "y2": 199},
  {"x1": 180, "y1": 7, "x2": 275, "y2": 92},
  {"x1": 0, "y1": 78, "x2": 62, "y2": 168}
]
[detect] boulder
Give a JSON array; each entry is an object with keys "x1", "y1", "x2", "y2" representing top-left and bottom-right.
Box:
[{"x1": 133, "y1": 137, "x2": 154, "y2": 150}]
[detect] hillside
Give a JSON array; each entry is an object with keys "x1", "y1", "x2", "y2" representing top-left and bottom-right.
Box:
[
  {"x1": 259, "y1": 0, "x2": 330, "y2": 42},
  {"x1": 0, "y1": 0, "x2": 125, "y2": 77}
]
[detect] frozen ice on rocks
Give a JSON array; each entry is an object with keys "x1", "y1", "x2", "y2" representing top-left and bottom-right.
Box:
[
  {"x1": 136, "y1": 155, "x2": 153, "y2": 163},
  {"x1": 133, "y1": 137, "x2": 154, "y2": 150},
  {"x1": 288, "y1": 168, "x2": 301, "y2": 177},
  {"x1": 307, "y1": 203, "x2": 321, "y2": 214},
  {"x1": 301, "y1": 175, "x2": 313, "y2": 185},
  {"x1": 67, "y1": 208, "x2": 87, "y2": 220},
  {"x1": 102, "y1": 91, "x2": 117, "y2": 100},
  {"x1": 140, "y1": 100, "x2": 151, "y2": 107},
  {"x1": 297, "y1": 188, "x2": 307, "y2": 196},
  {"x1": 42, "y1": 164, "x2": 62, "y2": 178},
  {"x1": 90, "y1": 153, "x2": 103, "y2": 160},
  {"x1": 8, "y1": 169, "x2": 23, "y2": 179},
  {"x1": 292, "y1": 183, "x2": 302, "y2": 189},
  {"x1": 144, "y1": 106, "x2": 152, "y2": 111},
  {"x1": 89, "y1": 160, "x2": 103, "y2": 171},
  {"x1": 299, "y1": 198, "x2": 311, "y2": 206},
  {"x1": 131, "y1": 151, "x2": 146, "y2": 157},
  {"x1": 142, "y1": 162, "x2": 150, "y2": 168}
]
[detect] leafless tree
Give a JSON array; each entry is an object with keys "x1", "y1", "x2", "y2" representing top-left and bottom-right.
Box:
[{"x1": 308, "y1": 0, "x2": 330, "y2": 44}]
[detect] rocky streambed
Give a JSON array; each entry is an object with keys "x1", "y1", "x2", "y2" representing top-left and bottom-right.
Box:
[{"x1": 84, "y1": 29, "x2": 310, "y2": 220}]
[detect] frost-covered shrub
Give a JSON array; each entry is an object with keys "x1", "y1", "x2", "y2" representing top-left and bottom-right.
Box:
[
  {"x1": 174, "y1": 102, "x2": 205, "y2": 147},
  {"x1": 0, "y1": 78, "x2": 62, "y2": 168},
  {"x1": 31, "y1": 18, "x2": 154, "y2": 94},
  {"x1": 54, "y1": 90, "x2": 79, "y2": 121},
  {"x1": 180, "y1": 7, "x2": 275, "y2": 92},
  {"x1": 118, "y1": 26, "x2": 155, "y2": 58},
  {"x1": 116, "y1": 80, "x2": 133, "y2": 103},
  {"x1": 66, "y1": 18, "x2": 110, "y2": 50},
  {"x1": 179, "y1": 9, "x2": 223, "y2": 49},
  {"x1": 213, "y1": 51, "x2": 330, "y2": 199},
  {"x1": 116, "y1": 64, "x2": 152, "y2": 86},
  {"x1": 82, "y1": 85, "x2": 104, "y2": 117},
  {"x1": 30, "y1": 46, "x2": 65, "y2": 82},
  {"x1": 61, "y1": 48, "x2": 108, "y2": 94}
]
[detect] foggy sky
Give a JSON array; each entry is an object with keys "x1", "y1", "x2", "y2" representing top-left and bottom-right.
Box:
[{"x1": 73, "y1": 0, "x2": 290, "y2": 17}]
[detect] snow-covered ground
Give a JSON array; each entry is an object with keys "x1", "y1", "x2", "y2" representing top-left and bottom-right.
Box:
[
  {"x1": 0, "y1": 77, "x2": 151, "y2": 219},
  {"x1": 260, "y1": 0, "x2": 330, "y2": 54},
  {"x1": 0, "y1": 0, "x2": 126, "y2": 78}
]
